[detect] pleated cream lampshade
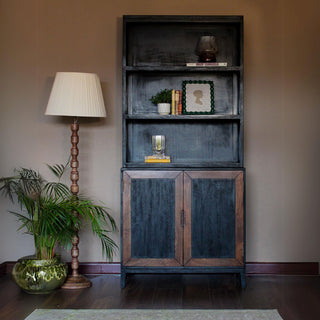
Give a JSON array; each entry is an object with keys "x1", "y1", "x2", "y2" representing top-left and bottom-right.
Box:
[{"x1": 45, "y1": 72, "x2": 106, "y2": 117}]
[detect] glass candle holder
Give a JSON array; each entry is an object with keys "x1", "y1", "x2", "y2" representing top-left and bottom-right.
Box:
[
  {"x1": 195, "y1": 35, "x2": 218, "y2": 62},
  {"x1": 152, "y1": 135, "x2": 166, "y2": 157}
]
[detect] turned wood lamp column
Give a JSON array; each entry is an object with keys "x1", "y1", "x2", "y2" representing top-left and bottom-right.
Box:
[
  {"x1": 45, "y1": 72, "x2": 106, "y2": 289},
  {"x1": 62, "y1": 117, "x2": 91, "y2": 288}
]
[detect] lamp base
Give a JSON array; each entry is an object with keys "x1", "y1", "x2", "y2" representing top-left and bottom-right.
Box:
[{"x1": 61, "y1": 274, "x2": 92, "y2": 289}]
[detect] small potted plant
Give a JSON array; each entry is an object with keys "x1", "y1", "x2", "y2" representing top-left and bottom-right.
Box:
[
  {"x1": 150, "y1": 88, "x2": 172, "y2": 115},
  {"x1": 0, "y1": 163, "x2": 118, "y2": 294}
]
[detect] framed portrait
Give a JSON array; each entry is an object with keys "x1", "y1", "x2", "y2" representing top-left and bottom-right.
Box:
[{"x1": 182, "y1": 80, "x2": 214, "y2": 115}]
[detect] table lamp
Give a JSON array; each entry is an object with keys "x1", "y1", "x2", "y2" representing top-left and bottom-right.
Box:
[{"x1": 45, "y1": 72, "x2": 106, "y2": 289}]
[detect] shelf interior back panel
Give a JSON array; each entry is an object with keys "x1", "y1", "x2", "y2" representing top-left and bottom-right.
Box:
[
  {"x1": 125, "y1": 22, "x2": 241, "y2": 67},
  {"x1": 126, "y1": 120, "x2": 240, "y2": 165},
  {"x1": 126, "y1": 72, "x2": 240, "y2": 115}
]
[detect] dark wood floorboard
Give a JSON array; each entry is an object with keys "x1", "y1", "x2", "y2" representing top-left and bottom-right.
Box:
[{"x1": 0, "y1": 273, "x2": 319, "y2": 320}]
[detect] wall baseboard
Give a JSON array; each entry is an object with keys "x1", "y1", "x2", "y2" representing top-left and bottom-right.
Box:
[
  {"x1": 246, "y1": 262, "x2": 319, "y2": 275},
  {"x1": 1, "y1": 261, "x2": 318, "y2": 276},
  {"x1": 0, "y1": 262, "x2": 8, "y2": 276},
  {"x1": 77, "y1": 262, "x2": 120, "y2": 275}
]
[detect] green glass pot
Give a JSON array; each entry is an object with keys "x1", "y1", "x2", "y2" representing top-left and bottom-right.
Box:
[{"x1": 12, "y1": 255, "x2": 67, "y2": 294}]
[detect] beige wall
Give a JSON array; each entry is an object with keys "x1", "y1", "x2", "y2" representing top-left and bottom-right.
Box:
[{"x1": 1, "y1": 0, "x2": 319, "y2": 264}]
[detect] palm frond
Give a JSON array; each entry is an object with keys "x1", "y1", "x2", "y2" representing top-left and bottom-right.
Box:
[
  {"x1": 47, "y1": 164, "x2": 67, "y2": 180},
  {"x1": 15, "y1": 192, "x2": 36, "y2": 217},
  {"x1": 18, "y1": 168, "x2": 42, "y2": 196},
  {"x1": 43, "y1": 182, "x2": 71, "y2": 199},
  {"x1": 72, "y1": 197, "x2": 118, "y2": 260},
  {"x1": 9, "y1": 211, "x2": 33, "y2": 233},
  {"x1": 38, "y1": 197, "x2": 79, "y2": 237},
  {"x1": 0, "y1": 177, "x2": 18, "y2": 201}
]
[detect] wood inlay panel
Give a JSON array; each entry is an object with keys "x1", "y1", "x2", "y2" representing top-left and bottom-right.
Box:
[
  {"x1": 184, "y1": 171, "x2": 244, "y2": 267},
  {"x1": 122, "y1": 171, "x2": 183, "y2": 267}
]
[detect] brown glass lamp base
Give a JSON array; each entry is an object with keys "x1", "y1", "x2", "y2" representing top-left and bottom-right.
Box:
[{"x1": 61, "y1": 274, "x2": 92, "y2": 289}]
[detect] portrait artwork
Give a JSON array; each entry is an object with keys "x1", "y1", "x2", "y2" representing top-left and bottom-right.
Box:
[{"x1": 182, "y1": 80, "x2": 214, "y2": 114}]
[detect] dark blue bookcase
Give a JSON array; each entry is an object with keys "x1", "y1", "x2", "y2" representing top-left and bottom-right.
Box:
[{"x1": 121, "y1": 15, "x2": 245, "y2": 288}]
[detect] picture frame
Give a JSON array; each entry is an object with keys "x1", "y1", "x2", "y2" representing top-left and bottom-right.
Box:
[{"x1": 182, "y1": 80, "x2": 214, "y2": 115}]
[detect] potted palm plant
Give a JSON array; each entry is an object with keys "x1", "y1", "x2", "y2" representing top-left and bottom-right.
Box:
[{"x1": 0, "y1": 163, "x2": 117, "y2": 294}]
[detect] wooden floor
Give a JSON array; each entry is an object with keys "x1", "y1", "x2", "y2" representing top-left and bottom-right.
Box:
[{"x1": 0, "y1": 273, "x2": 319, "y2": 320}]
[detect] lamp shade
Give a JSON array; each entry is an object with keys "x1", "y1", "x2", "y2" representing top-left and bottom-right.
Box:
[{"x1": 45, "y1": 72, "x2": 106, "y2": 117}]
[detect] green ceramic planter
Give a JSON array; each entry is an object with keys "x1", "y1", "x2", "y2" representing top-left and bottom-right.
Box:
[{"x1": 12, "y1": 255, "x2": 67, "y2": 294}]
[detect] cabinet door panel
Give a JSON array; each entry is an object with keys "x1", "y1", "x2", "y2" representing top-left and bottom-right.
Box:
[
  {"x1": 122, "y1": 171, "x2": 183, "y2": 267},
  {"x1": 131, "y1": 178, "x2": 175, "y2": 258},
  {"x1": 191, "y1": 178, "x2": 235, "y2": 258},
  {"x1": 184, "y1": 171, "x2": 244, "y2": 267}
]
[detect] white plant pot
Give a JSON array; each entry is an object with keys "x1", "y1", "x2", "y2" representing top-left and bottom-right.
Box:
[{"x1": 157, "y1": 103, "x2": 171, "y2": 115}]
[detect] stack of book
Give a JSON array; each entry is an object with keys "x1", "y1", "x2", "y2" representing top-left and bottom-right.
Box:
[
  {"x1": 171, "y1": 89, "x2": 182, "y2": 115},
  {"x1": 145, "y1": 155, "x2": 171, "y2": 163},
  {"x1": 186, "y1": 62, "x2": 227, "y2": 67}
]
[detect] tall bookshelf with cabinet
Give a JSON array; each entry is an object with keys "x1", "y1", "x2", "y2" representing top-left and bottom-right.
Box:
[{"x1": 121, "y1": 15, "x2": 245, "y2": 288}]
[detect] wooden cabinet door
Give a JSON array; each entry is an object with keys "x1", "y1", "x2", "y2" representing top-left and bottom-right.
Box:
[
  {"x1": 122, "y1": 170, "x2": 184, "y2": 267},
  {"x1": 183, "y1": 171, "x2": 244, "y2": 267}
]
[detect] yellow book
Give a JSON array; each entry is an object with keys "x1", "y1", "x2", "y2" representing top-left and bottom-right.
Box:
[
  {"x1": 145, "y1": 155, "x2": 171, "y2": 163},
  {"x1": 145, "y1": 158, "x2": 171, "y2": 163},
  {"x1": 175, "y1": 90, "x2": 180, "y2": 115},
  {"x1": 171, "y1": 90, "x2": 176, "y2": 115}
]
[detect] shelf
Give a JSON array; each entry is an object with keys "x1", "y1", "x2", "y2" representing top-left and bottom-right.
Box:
[
  {"x1": 125, "y1": 72, "x2": 241, "y2": 115},
  {"x1": 124, "y1": 16, "x2": 242, "y2": 67},
  {"x1": 123, "y1": 162, "x2": 243, "y2": 168},
  {"x1": 124, "y1": 15, "x2": 243, "y2": 23},
  {"x1": 125, "y1": 120, "x2": 242, "y2": 166},
  {"x1": 124, "y1": 66, "x2": 242, "y2": 72},
  {"x1": 124, "y1": 114, "x2": 242, "y2": 120}
]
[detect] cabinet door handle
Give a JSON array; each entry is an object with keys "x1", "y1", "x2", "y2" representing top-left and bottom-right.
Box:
[{"x1": 181, "y1": 210, "x2": 185, "y2": 227}]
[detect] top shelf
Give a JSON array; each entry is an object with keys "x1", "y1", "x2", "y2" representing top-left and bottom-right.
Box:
[
  {"x1": 123, "y1": 66, "x2": 242, "y2": 72},
  {"x1": 124, "y1": 114, "x2": 242, "y2": 120},
  {"x1": 123, "y1": 16, "x2": 243, "y2": 68},
  {"x1": 124, "y1": 15, "x2": 243, "y2": 23}
]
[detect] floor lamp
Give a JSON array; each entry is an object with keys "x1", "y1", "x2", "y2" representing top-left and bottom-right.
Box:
[{"x1": 45, "y1": 72, "x2": 106, "y2": 289}]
